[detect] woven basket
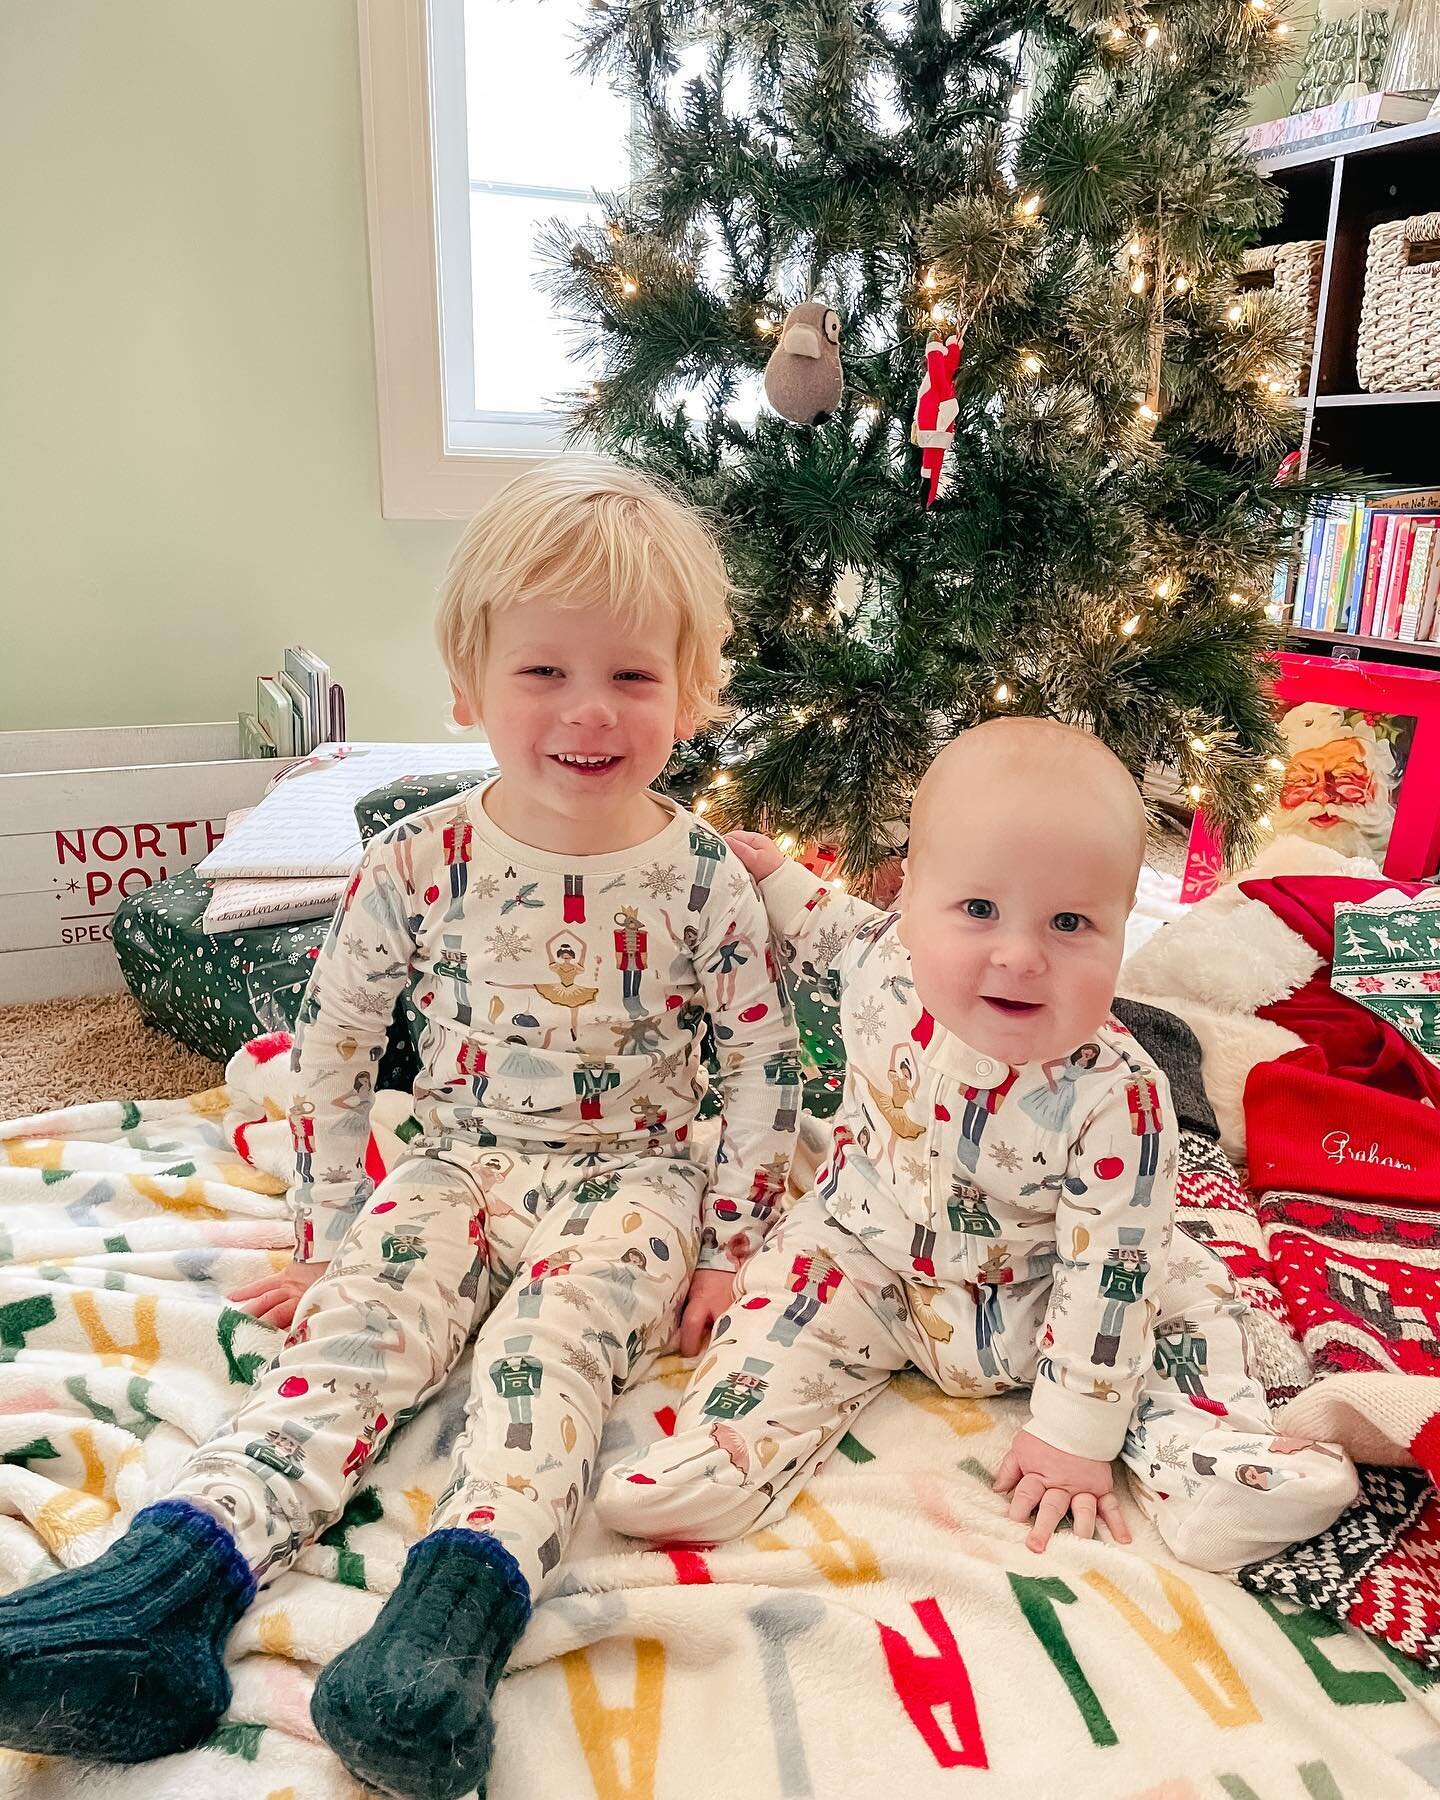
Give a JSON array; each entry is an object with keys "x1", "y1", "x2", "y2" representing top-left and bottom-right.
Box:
[
  {"x1": 1357, "y1": 214, "x2": 1440, "y2": 393},
  {"x1": 1238, "y1": 240, "x2": 1325, "y2": 394}
]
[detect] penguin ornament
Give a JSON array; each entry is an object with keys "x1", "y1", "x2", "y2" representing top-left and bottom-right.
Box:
[{"x1": 763, "y1": 300, "x2": 843, "y2": 426}]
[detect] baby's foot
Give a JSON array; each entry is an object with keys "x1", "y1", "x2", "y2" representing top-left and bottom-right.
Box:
[{"x1": 0, "y1": 1499, "x2": 255, "y2": 1761}]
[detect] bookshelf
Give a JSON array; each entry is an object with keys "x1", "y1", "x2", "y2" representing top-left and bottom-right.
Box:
[{"x1": 1257, "y1": 117, "x2": 1440, "y2": 664}]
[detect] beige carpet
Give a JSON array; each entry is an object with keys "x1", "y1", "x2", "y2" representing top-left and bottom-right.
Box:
[{"x1": 0, "y1": 993, "x2": 224, "y2": 1119}]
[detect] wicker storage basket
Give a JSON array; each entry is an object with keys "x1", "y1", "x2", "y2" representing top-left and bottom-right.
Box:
[
  {"x1": 1357, "y1": 214, "x2": 1440, "y2": 393},
  {"x1": 1238, "y1": 240, "x2": 1326, "y2": 394}
]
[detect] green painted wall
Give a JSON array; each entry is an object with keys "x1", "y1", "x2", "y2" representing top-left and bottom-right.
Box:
[{"x1": 0, "y1": 0, "x2": 463, "y2": 744}]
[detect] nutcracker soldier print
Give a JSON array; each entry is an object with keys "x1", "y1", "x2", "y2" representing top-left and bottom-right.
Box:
[
  {"x1": 443, "y1": 815, "x2": 473, "y2": 922},
  {"x1": 490, "y1": 1336, "x2": 544, "y2": 1451},
  {"x1": 1093, "y1": 1226, "x2": 1149, "y2": 1368},
  {"x1": 703, "y1": 1356, "x2": 773, "y2": 1422},
  {"x1": 563, "y1": 873, "x2": 585, "y2": 924},
  {"x1": 613, "y1": 907, "x2": 649, "y2": 1017},
  {"x1": 1126, "y1": 1071, "x2": 1165, "y2": 1206},
  {"x1": 435, "y1": 935, "x2": 473, "y2": 1027},
  {"x1": 687, "y1": 826, "x2": 725, "y2": 912},
  {"x1": 767, "y1": 1252, "x2": 843, "y2": 1348}
]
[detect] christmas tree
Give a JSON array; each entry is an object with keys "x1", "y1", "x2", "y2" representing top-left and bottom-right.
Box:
[{"x1": 541, "y1": 0, "x2": 1324, "y2": 881}]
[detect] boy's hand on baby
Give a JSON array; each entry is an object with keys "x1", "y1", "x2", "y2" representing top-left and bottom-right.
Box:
[
  {"x1": 724, "y1": 831, "x2": 785, "y2": 881},
  {"x1": 228, "y1": 1259, "x2": 328, "y2": 1330},
  {"x1": 994, "y1": 1428, "x2": 1132, "y2": 1554},
  {"x1": 678, "y1": 1268, "x2": 735, "y2": 1359}
]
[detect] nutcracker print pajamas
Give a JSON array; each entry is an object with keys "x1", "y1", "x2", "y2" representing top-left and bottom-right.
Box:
[
  {"x1": 167, "y1": 782, "x2": 800, "y2": 1595},
  {"x1": 598, "y1": 861, "x2": 1358, "y2": 1573}
]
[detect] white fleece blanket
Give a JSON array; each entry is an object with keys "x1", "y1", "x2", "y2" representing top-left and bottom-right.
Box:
[{"x1": 0, "y1": 1034, "x2": 1436, "y2": 1799}]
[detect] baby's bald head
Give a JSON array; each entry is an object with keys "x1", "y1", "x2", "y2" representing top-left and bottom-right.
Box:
[
  {"x1": 909, "y1": 718, "x2": 1147, "y2": 892},
  {"x1": 899, "y1": 719, "x2": 1147, "y2": 1064}
]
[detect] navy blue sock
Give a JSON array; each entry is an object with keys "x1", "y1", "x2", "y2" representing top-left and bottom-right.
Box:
[
  {"x1": 0, "y1": 1498, "x2": 255, "y2": 1762},
  {"x1": 310, "y1": 1530, "x2": 531, "y2": 1800}
]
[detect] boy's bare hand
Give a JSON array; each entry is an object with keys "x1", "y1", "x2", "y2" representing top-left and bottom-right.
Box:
[
  {"x1": 228, "y1": 1259, "x2": 329, "y2": 1330},
  {"x1": 994, "y1": 1426, "x2": 1132, "y2": 1553},
  {"x1": 678, "y1": 1268, "x2": 735, "y2": 1358},
  {"x1": 724, "y1": 831, "x2": 785, "y2": 881}
]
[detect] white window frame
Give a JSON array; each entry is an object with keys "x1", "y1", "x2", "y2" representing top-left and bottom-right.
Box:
[{"x1": 358, "y1": 0, "x2": 574, "y2": 519}]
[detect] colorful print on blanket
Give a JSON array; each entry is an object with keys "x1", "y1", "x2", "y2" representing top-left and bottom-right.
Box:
[
  {"x1": 0, "y1": 1048, "x2": 1434, "y2": 1797},
  {"x1": 1239, "y1": 1187, "x2": 1440, "y2": 1674}
]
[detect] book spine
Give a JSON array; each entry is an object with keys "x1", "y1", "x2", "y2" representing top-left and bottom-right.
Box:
[
  {"x1": 1310, "y1": 517, "x2": 1339, "y2": 628},
  {"x1": 1291, "y1": 515, "x2": 1316, "y2": 626},
  {"x1": 1325, "y1": 513, "x2": 1353, "y2": 630},
  {"x1": 1342, "y1": 504, "x2": 1371, "y2": 633},
  {"x1": 1400, "y1": 525, "x2": 1436, "y2": 641},
  {"x1": 1383, "y1": 520, "x2": 1417, "y2": 637},
  {"x1": 1359, "y1": 513, "x2": 1390, "y2": 636}
]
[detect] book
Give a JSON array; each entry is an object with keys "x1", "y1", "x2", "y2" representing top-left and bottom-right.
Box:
[
  {"x1": 1242, "y1": 92, "x2": 1433, "y2": 160},
  {"x1": 1400, "y1": 524, "x2": 1437, "y2": 641},
  {"x1": 1299, "y1": 512, "x2": 1326, "y2": 624},
  {"x1": 1324, "y1": 509, "x2": 1354, "y2": 630},
  {"x1": 194, "y1": 742, "x2": 499, "y2": 880},
  {"x1": 1309, "y1": 515, "x2": 1341, "y2": 628},
  {"x1": 1342, "y1": 502, "x2": 1371, "y2": 633},
  {"x1": 237, "y1": 711, "x2": 278, "y2": 760},
  {"x1": 277, "y1": 670, "x2": 312, "y2": 755},
  {"x1": 1359, "y1": 513, "x2": 1391, "y2": 636},
  {"x1": 284, "y1": 647, "x2": 331, "y2": 755},
  {"x1": 256, "y1": 676, "x2": 298, "y2": 758},
  {"x1": 1291, "y1": 515, "x2": 1316, "y2": 626},
  {"x1": 1420, "y1": 535, "x2": 1440, "y2": 641},
  {"x1": 1381, "y1": 518, "x2": 1418, "y2": 638}
]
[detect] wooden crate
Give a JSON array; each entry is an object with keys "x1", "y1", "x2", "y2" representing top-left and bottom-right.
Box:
[{"x1": 0, "y1": 723, "x2": 296, "y2": 1005}]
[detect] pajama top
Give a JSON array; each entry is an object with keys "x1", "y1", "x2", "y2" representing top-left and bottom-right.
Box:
[
  {"x1": 760, "y1": 859, "x2": 1179, "y2": 1462},
  {"x1": 286, "y1": 781, "x2": 800, "y2": 1271}
]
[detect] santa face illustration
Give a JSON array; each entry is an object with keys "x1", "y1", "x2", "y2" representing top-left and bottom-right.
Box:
[{"x1": 1275, "y1": 702, "x2": 1401, "y2": 859}]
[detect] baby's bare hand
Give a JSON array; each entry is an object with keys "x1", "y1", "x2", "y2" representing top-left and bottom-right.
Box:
[
  {"x1": 228, "y1": 1259, "x2": 328, "y2": 1330},
  {"x1": 994, "y1": 1427, "x2": 1131, "y2": 1553},
  {"x1": 724, "y1": 831, "x2": 785, "y2": 881}
]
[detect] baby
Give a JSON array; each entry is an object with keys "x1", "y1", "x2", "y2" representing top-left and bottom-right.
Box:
[
  {"x1": 598, "y1": 719, "x2": 1358, "y2": 1569},
  {"x1": 0, "y1": 459, "x2": 799, "y2": 1800}
]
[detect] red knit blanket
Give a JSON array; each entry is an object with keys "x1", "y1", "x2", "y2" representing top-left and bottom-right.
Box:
[{"x1": 1233, "y1": 1189, "x2": 1440, "y2": 1670}]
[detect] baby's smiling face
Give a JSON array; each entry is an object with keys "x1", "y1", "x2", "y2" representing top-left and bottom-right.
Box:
[{"x1": 897, "y1": 722, "x2": 1145, "y2": 1068}]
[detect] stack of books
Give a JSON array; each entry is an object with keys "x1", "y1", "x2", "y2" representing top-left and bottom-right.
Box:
[
  {"x1": 1289, "y1": 489, "x2": 1440, "y2": 644},
  {"x1": 237, "y1": 647, "x2": 345, "y2": 758}
]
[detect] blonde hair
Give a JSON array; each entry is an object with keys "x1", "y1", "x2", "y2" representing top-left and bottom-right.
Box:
[{"x1": 436, "y1": 457, "x2": 733, "y2": 728}]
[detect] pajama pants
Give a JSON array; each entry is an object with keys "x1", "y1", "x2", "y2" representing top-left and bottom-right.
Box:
[
  {"x1": 596, "y1": 1192, "x2": 1359, "y2": 1573},
  {"x1": 170, "y1": 1144, "x2": 705, "y2": 1595}
]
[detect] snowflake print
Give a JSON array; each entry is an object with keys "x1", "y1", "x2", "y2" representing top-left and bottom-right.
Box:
[
  {"x1": 728, "y1": 870, "x2": 751, "y2": 900},
  {"x1": 551, "y1": 1280, "x2": 594, "y2": 1314},
  {"x1": 947, "y1": 1370, "x2": 983, "y2": 1395},
  {"x1": 640, "y1": 862, "x2": 684, "y2": 899},
  {"x1": 319, "y1": 1165, "x2": 354, "y2": 1186},
  {"x1": 341, "y1": 932, "x2": 367, "y2": 959},
  {"x1": 1392, "y1": 913, "x2": 1420, "y2": 928},
  {"x1": 812, "y1": 926, "x2": 850, "y2": 970},
  {"x1": 811, "y1": 1325, "x2": 848, "y2": 1353},
  {"x1": 470, "y1": 874, "x2": 500, "y2": 901},
  {"x1": 484, "y1": 925, "x2": 532, "y2": 963},
  {"x1": 1166, "y1": 1254, "x2": 1208, "y2": 1284},
  {"x1": 876, "y1": 934, "x2": 905, "y2": 963},
  {"x1": 1049, "y1": 1275, "x2": 1071, "y2": 1316},
  {"x1": 852, "y1": 997, "x2": 885, "y2": 1046},
  {"x1": 986, "y1": 1139, "x2": 1022, "y2": 1174},
  {"x1": 797, "y1": 1373, "x2": 839, "y2": 1406}
]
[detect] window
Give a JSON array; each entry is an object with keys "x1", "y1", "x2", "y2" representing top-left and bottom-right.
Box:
[
  {"x1": 358, "y1": 0, "x2": 631, "y2": 518},
  {"x1": 430, "y1": 0, "x2": 634, "y2": 452}
]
